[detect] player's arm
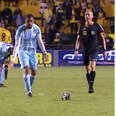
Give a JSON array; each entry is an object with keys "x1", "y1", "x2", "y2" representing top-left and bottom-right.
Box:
[
  {"x1": 9, "y1": 30, "x2": 20, "y2": 68},
  {"x1": 100, "y1": 32, "x2": 107, "y2": 58},
  {"x1": 12, "y1": 36, "x2": 20, "y2": 63},
  {"x1": 37, "y1": 31, "x2": 48, "y2": 61}
]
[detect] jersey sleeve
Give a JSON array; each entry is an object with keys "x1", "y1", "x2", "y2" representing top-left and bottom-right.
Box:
[
  {"x1": 12, "y1": 26, "x2": 23, "y2": 62},
  {"x1": 15, "y1": 28, "x2": 21, "y2": 39},
  {"x1": 97, "y1": 24, "x2": 104, "y2": 33},
  {"x1": 15, "y1": 25, "x2": 24, "y2": 39},
  {"x1": 37, "y1": 28, "x2": 41, "y2": 35},
  {"x1": 36, "y1": 26, "x2": 47, "y2": 54},
  {"x1": 35, "y1": 24, "x2": 41, "y2": 35}
]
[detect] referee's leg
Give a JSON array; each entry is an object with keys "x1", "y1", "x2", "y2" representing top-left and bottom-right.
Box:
[
  {"x1": 89, "y1": 51, "x2": 98, "y2": 93},
  {"x1": 83, "y1": 54, "x2": 92, "y2": 92}
]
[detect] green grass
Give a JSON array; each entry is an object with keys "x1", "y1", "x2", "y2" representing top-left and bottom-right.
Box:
[{"x1": 0, "y1": 66, "x2": 114, "y2": 116}]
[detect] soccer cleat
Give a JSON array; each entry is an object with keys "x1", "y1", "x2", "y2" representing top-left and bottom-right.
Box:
[
  {"x1": 28, "y1": 92, "x2": 32, "y2": 97},
  {"x1": 88, "y1": 86, "x2": 94, "y2": 93},
  {"x1": 0, "y1": 84, "x2": 6, "y2": 87}
]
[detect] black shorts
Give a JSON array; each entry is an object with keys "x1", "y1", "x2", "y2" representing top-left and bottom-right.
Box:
[{"x1": 83, "y1": 50, "x2": 98, "y2": 66}]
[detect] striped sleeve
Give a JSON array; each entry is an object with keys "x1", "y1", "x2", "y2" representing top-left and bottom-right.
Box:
[
  {"x1": 15, "y1": 24, "x2": 25, "y2": 39},
  {"x1": 15, "y1": 27, "x2": 21, "y2": 39},
  {"x1": 37, "y1": 30, "x2": 47, "y2": 54}
]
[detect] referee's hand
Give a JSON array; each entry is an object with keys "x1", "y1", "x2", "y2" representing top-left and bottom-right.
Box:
[
  {"x1": 103, "y1": 51, "x2": 107, "y2": 59},
  {"x1": 74, "y1": 51, "x2": 78, "y2": 56}
]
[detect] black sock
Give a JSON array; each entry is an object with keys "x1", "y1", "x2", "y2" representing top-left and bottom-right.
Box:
[
  {"x1": 4, "y1": 65, "x2": 8, "y2": 80},
  {"x1": 90, "y1": 71, "x2": 96, "y2": 88},
  {"x1": 86, "y1": 73, "x2": 90, "y2": 84}
]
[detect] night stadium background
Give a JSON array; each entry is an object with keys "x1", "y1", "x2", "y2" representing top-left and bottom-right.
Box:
[{"x1": 0, "y1": 0, "x2": 114, "y2": 116}]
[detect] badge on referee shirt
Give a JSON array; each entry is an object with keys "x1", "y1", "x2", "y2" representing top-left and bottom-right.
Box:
[
  {"x1": 83, "y1": 31, "x2": 87, "y2": 35},
  {"x1": 91, "y1": 30, "x2": 96, "y2": 35},
  {"x1": 82, "y1": 27, "x2": 87, "y2": 36}
]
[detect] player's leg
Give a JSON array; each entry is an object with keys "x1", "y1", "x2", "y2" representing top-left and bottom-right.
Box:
[
  {"x1": 4, "y1": 64, "x2": 8, "y2": 80},
  {"x1": 2, "y1": 58, "x2": 10, "y2": 80},
  {"x1": 2, "y1": 63, "x2": 8, "y2": 80},
  {"x1": 29, "y1": 52, "x2": 37, "y2": 90},
  {"x1": 0, "y1": 64, "x2": 6, "y2": 87},
  {"x1": 0, "y1": 66, "x2": 3, "y2": 87},
  {"x1": 23, "y1": 66, "x2": 32, "y2": 97},
  {"x1": 0, "y1": 57, "x2": 6, "y2": 87},
  {"x1": 18, "y1": 51, "x2": 32, "y2": 96},
  {"x1": 30, "y1": 69, "x2": 37, "y2": 88},
  {"x1": 1, "y1": 65, "x2": 5, "y2": 81}
]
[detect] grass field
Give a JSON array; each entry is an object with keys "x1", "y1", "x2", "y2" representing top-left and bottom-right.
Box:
[{"x1": 0, "y1": 66, "x2": 114, "y2": 116}]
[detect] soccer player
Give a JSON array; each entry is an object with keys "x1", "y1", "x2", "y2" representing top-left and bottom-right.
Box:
[
  {"x1": 9, "y1": 14, "x2": 48, "y2": 97},
  {"x1": 74, "y1": 11, "x2": 106, "y2": 93},
  {"x1": 0, "y1": 20, "x2": 12, "y2": 80},
  {"x1": 0, "y1": 42, "x2": 13, "y2": 87},
  {"x1": 0, "y1": 21, "x2": 12, "y2": 44}
]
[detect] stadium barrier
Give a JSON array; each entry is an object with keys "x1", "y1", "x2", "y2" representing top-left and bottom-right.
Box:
[
  {"x1": 58, "y1": 50, "x2": 114, "y2": 66},
  {"x1": 11, "y1": 50, "x2": 114, "y2": 67}
]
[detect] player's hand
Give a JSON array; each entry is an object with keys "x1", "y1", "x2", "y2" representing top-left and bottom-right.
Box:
[
  {"x1": 8, "y1": 61, "x2": 14, "y2": 70},
  {"x1": 74, "y1": 51, "x2": 78, "y2": 56},
  {"x1": 103, "y1": 51, "x2": 107, "y2": 59},
  {"x1": 44, "y1": 53, "x2": 49, "y2": 62}
]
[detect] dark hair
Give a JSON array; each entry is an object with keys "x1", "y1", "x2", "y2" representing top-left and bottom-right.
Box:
[{"x1": 25, "y1": 14, "x2": 34, "y2": 19}]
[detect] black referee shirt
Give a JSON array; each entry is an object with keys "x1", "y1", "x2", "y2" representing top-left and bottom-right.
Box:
[{"x1": 78, "y1": 23, "x2": 104, "y2": 52}]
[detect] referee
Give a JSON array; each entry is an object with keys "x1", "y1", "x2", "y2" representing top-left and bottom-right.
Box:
[{"x1": 74, "y1": 11, "x2": 106, "y2": 93}]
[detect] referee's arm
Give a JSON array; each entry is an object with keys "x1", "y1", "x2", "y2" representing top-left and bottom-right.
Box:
[
  {"x1": 74, "y1": 35, "x2": 81, "y2": 56},
  {"x1": 100, "y1": 32, "x2": 107, "y2": 58}
]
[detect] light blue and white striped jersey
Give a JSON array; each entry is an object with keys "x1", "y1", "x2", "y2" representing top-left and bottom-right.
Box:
[
  {"x1": 16, "y1": 23, "x2": 41, "y2": 51},
  {"x1": 12, "y1": 23, "x2": 47, "y2": 62},
  {"x1": 0, "y1": 42, "x2": 13, "y2": 57}
]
